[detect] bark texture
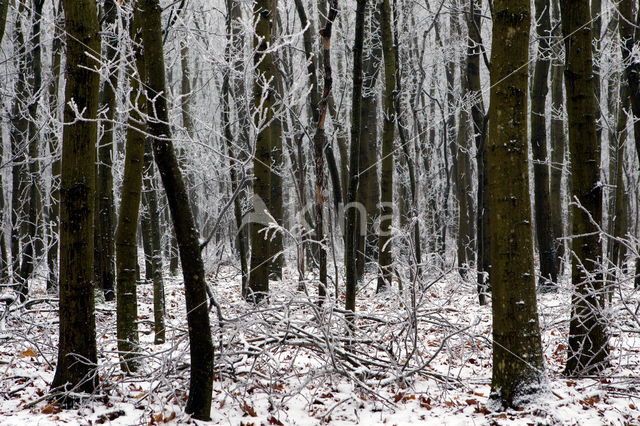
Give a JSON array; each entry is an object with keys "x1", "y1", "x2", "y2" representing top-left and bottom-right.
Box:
[
  {"x1": 487, "y1": 1, "x2": 546, "y2": 407},
  {"x1": 139, "y1": 0, "x2": 214, "y2": 418},
  {"x1": 51, "y1": 0, "x2": 100, "y2": 396},
  {"x1": 561, "y1": 0, "x2": 608, "y2": 376}
]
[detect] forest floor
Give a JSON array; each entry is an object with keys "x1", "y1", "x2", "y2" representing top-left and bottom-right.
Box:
[{"x1": 1, "y1": 263, "x2": 640, "y2": 425}]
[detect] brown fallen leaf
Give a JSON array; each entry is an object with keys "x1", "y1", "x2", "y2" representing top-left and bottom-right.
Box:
[
  {"x1": 268, "y1": 416, "x2": 284, "y2": 425},
  {"x1": 241, "y1": 401, "x2": 257, "y2": 417},
  {"x1": 20, "y1": 348, "x2": 37, "y2": 359},
  {"x1": 41, "y1": 404, "x2": 61, "y2": 414}
]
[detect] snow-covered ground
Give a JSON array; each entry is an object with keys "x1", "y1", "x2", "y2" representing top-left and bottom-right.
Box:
[{"x1": 1, "y1": 265, "x2": 639, "y2": 425}]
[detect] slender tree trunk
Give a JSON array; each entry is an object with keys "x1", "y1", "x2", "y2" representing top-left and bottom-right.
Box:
[
  {"x1": 312, "y1": 0, "x2": 338, "y2": 302},
  {"x1": 143, "y1": 142, "x2": 166, "y2": 344},
  {"x1": 487, "y1": 0, "x2": 546, "y2": 407},
  {"x1": 51, "y1": 0, "x2": 100, "y2": 397},
  {"x1": 10, "y1": 3, "x2": 30, "y2": 291},
  {"x1": 356, "y1": 2, "x2": 381, "y2": 275},
  {"x1": 619, "y1": 0, "x2": 640, "y2": 163},
  {"x1": 376, "y1": 0, "x2": 395, "y2": 293},
  {"x1": 456, "y1": 81, "x2": 475, "y2": 275},
  {"x1": 561, "y1": 0, "x2": 608, "y2": 376},
  {"x1": 0, "y1": 0, "x2": 7, "y2": 282},
  {"x1": 530, "y1": 0, "x2": 558, "y2": 290},
  {"x1": 138, "y1": 0, "x2": 214, "y2": 418},
  {"x1": 467, "y1": 0, "x2": 489, "y2": 304},
  {"x1": 141, "y1": 202, "x2": 154, "y2": 281},
  {"x1": 46, "y1": 1, "x2": 63, "y2": 293},
  {"x1": 224, "y1": 0, "x2": 249, "y2": 296},
  {"x1": 179, "y1": 41, "x2": 200, "y2": 227},
  {"x1": 248, "y1": 0, "x2": 279, "y2": 301},
  {"x1": 345, "y1": 0, "x2": 368, "y2": 318},
  {"x1": 115, "y1": 12, "x2": 147, "y2": 372},
  {"x1": 94, "y1": 0, "x2": 118, "y2": 301},
  {"x1": 608, "y1": 81, "x2": 629, "y2": 284},
  {"x1": 16, "y1": 0, "x2": 44, "y2": 301},
  {"x1": 549, "y1": 0, "x2": 566, "y2": 276}
]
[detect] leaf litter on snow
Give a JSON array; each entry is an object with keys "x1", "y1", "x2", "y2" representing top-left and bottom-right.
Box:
[{"x1": 0, "y1": 264, "x2": 639, "y2": 425}]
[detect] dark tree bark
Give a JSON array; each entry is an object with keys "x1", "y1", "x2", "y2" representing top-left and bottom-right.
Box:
[
  {"x1": 15, "y1": 0, "x2": 45, "y2": 301},
  {"x1": 50, "y1": 0, "x2": 100, "y2": 397},
  {"x1": 115, "y1": 10, "x2": 148, "y2": 372},
  {"x1": 94, "y1": 0, "x2": 118, "y2": 302},
  {"x1": 619, "y1": 0, "x2": 640, "y2": 162},
  {"x1": 455, "y1": 71, "x2": 475, "y2": 276},
  {"x1": 10, "y1": 2, "x2": 32, "y2": 296},
  {"x1": 487, "y1": 0, "x2": 546, "y2": 407},
  {"x1": 224, "y1": 0, "x2": 249, "y2": 296},
  {"x1": 530, "y1": 0, "x2": 558, "y2": 290},
  {"x1": 143, "y1": 142, "x2": 166, "y2": 345},
  {"x1": 376, "y1": 0, "x2": 395, "y2": 292},
  {"x1": 549, "y1": 0, "x2": 565, "y2": 276},
  {"x1": 345, "y1": 0, "x2": 368, "y2": 318},
  {"x1": 561, "y1": 0, "x2": 608, "y2": 376},
  {"x1": 607, "y1": 80, "x2": 629, "y2": 281},
  {"x1": 356, "y1": 2, "x2": 381, "y2": 276},
  {"x1": 138, "y1": 0, "x2": 214, "y2": 419},
  {"x1": 312, "y1": 0, "x2": 338, "y2": 301},
  {"x1": 248, "y1": 0, "x2": 279, "y2": 301},
  {"x1": 0, "y1": 0, "x2": 9, "y2": 282},
  {"x1": 467, "y1": 0, "x2": 489, "y2": 304},
  {"x1": 46, "y1": 1, "x2": 63, "y2": 293}
]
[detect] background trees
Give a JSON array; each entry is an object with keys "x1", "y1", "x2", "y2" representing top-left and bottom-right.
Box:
[{"x1": 0, "y1": 0, "x2": 638, "y2": 420}]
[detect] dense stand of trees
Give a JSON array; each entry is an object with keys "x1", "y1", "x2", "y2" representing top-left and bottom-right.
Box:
[{"x1": 1, "y1": 0, "x2": 640, "y2": 418}]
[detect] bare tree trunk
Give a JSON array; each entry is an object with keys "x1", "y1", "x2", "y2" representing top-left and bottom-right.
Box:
[
  {"x1": 488, "y1": 0, "x2": 546, "y2": 407},
  {"x1": 138, "y1": 0, "x2": 214, "y2": 418},
  {"x1": 467, "y1": 0, "x2": 489, "y2": 304},
  {"x1": 224, "y1": 0, "x2": 249, "y2": 296},
  {"x1": 345, "y1": 0, "x2": 368, "y2": 318},
  {"x1": 562, "y1": 0, "x2": 608, "y2": 376},
  {"x1": 376, "y1": 0, "x2": 395, "y2": 292},
  {"x1": 248, "y1": 0, "x2": 279, "y2": 301},
  {"x1": 115, "y1": 11, "x2": 148, "y2": 372},
  {"x1": 46, "y1": 1, "x2": 63, "y2": 292},
  {"x1": 619, "y1": 0, "x2": 640, "y2": 164},
  {"x1": 143, "y1": 142, "x2": 166, "y2": 345},
  {"x1": 94, "y1": 0, "x2": 118, "y2": 301},
  {"x1": 549, "y1": 0, "x2": 566, "y2": 276},
  {"x1": 51, "y1": 0, "x2": 100, "y2": 397}
]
